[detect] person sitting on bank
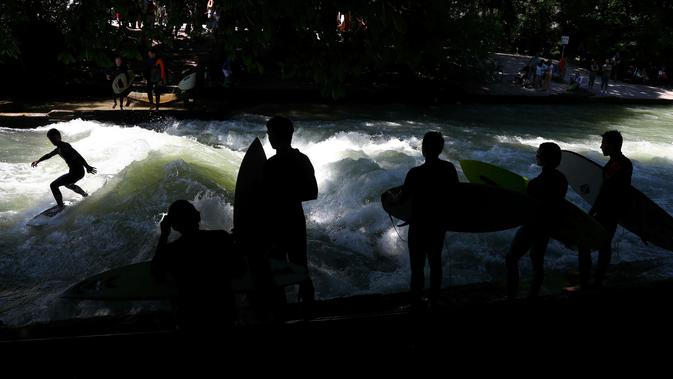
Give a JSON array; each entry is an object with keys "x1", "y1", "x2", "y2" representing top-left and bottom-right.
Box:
[
  {"x1": 152, "y1": 200, "x2": 244, "y2": 333},
  {"x1": 506, "y1": 142, "x2": 567, "y2": 300}
]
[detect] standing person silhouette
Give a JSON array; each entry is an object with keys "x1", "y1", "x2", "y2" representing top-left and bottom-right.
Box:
[
  {"x1": 506, "y1": 142, "x2": 567, "y2": 300},
  {"x1": 402, "y1": 131, "x2": 458, "y2": 310},
  {"x1": 577, "y1": 131, "x2": 632, "y2": 289},
  {"x1": 107, "y1": 55, "x2": 131, "y2": 110},
  {"x1": 145, "y1": 48, "x2": 165, "y2": 111},
  {"x1": 31, "y1": 129, "x2": 96, "y2": 209},
  {"x1": 262, "y1": 116, "x2": 318, "y2": 310}
]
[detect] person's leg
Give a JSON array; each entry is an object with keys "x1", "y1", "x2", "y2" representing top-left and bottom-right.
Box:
[
  {"x1": 147, "y1": 83, "x2": 154, "y2": 107},
  {"x1": 287, "y1": 220, "x2": 314, "y2": 305},
  {"x1": 61, "y1": 170, "x2": 86, "y2": 197},
  {"x1": 65, "y1": 183, "x2": 88, "y2": 197},
  {"x1": 155, "y1": 85, "x2": 161, "y2": 110},
  {"x1": 594, "y1": 217, "x2": 618, "y2": 287},
  {"x1": 505, "y1": 226, "x2": 532, "y2": 300},
  {"x1": 50, "y1": 173, "x2": 76, "y2": 207},
  {"x1": 408, "y1": 225, "x2": 427, "y2": 305},
  {"x1": 528, "y1": 234, "x2": 550, "y2": 298},
  {"x1": 426, "y1": 228, "x2": 446, "y2": 304},
  {"x1": 578, "y1": 248, "x2": 592, "y2": 289},
  {"x1": 112, "y1": 94, "x2": 118, "y2": 109}
]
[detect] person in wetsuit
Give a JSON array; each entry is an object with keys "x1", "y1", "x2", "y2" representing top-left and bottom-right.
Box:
[
  {"x1": 262, "y1": 116, "x2": 318, "y2": 308},
  {"x1": 402, "y1": 131, "x2": 459, "y2": 309},
  {"x1": 506, "y1": 142, "x2": 568, "y2": 300},
  {"x1": 145, "y1": 48, "x2": 165, "y2": 111},
  {"x1": 152, "y1": 200, "x2": 244, "y2": 332},
  {"x1": 577, "y1": 130, "x2": 632, "y2": 289},
  {"x1": 107, "y1": 55, "x2": 131, "y2": 110},
  {"x1": 31, "y1": 128, "x2": 97, "y2": 209}
]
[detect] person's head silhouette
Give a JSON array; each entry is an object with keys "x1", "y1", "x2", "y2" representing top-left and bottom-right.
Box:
[
  {"x1": 166, "y1": 200, "x2": 201, "y2": 234},
  {"x1": 266, "y1": 116, "x2": 294, "y2": 150},
  {"x1": 47, "y1": 129, "x2": 62, "y2": 146},
  {"x1": 536, "y1": 142, "x2": 562, "y2": 168},
  {"x1": 422, "y1": 131, "x2": 444, "y2": 160},
  {"x1": 600, "y1": 130, "x2": 623, "y2": 157}
]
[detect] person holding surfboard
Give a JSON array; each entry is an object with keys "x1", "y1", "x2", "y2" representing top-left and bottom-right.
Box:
[
  {"x1": 262, "y1": 116, "x2": 318, "y2": 309},
  {"x1": 152, "y1": 200, "x2": 243, "y2": 332},
  {"x1": 145, "y1": 48, "x2": 165, "y2": 111},
  {"x1": 106, "y1": 55, "x2": 131, "y2": 110},
  {"x1": 31, "y1": 128, "x2": 97, "y2": 210},
  {"x1": 577, "y1": 131, "x2": 632, "y2": 289},
  {"x1": 401, "y1": 131, "x2": 458, "y2": 310},
  {"x1": 506, "y1": 142, "x2": 567, "y2": 300}
]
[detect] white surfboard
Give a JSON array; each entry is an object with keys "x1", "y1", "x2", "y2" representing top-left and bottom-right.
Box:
[
  {"x1": 557, "y1": 150, "x2": 602, "y2": 204},
  {"x1": 61, "y1": 259, "x2": 309, "y2": 300},
  {"x1": 112, "y1": 73, "x2": 130, "y2": 95},
  {"x1": 178, "y1": 72, "x2": 197, "y2": 92},
  {"x1": 27, "y1": 201, "x2": 72, "y2": 227},
  {"x1": 459, "y1": 160, "x2": 608, "y2": 250},
  {"x1": 558, "y1": 150, "x2": 673, "y2": 252}
]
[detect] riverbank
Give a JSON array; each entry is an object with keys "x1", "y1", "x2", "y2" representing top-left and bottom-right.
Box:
[
  {"x1": 2, "y1": 77, "x2": 673, "y2": 368},
  {"x1": 2, "y1": 55, "x2": 673, "y2": 129},
  {"x1": 3, "y1": 274, "x2": 673, "y2": 370}
]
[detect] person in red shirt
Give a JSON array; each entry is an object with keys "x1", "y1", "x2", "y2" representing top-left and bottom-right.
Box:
[{"x1": 145, "y1": 48, "x2": 165, "y2": 111}]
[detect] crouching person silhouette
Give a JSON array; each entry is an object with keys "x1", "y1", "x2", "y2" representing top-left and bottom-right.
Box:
[{"x1": 152, "y1": 200, "x2": 244, "y2": 334}]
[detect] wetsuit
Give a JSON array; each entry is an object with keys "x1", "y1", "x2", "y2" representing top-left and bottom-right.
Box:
[
  {"x1": 403, "y1": 159, "x2": 458, "y2": 305},
  {"x1": 506, "y1": 167, "x2": 568, "y2": 299},
  {"x1": 146, "y1": 57, "x2": 165, "y2": 107},
  {"x1": 110, "y1": 63, "x2": 131, "y2": 103},
  {"x1": 262, "y1": 148, "x2": 318, "y2": 304},
  {"x1": 578, "y1": 153, "x2": 632, "y2": 287},
  {"x1": 38, "y1": 142, "x2": 90, "y2": 207}
]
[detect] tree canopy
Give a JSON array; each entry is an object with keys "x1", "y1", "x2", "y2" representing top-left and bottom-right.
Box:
[{"x1": 1, "y1": 0, "x2": 672, "y2": 97}]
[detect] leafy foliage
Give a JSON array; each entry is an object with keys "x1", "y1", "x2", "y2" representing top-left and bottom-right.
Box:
[{"x1": 1, "y1": 0, "x2": 672, "y2": 97}]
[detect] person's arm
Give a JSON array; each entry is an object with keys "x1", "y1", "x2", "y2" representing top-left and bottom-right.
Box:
[
  {"x1": 151, "y1": 214, "x2": 172, "y2": 279},
  {"x1": 223, "y1": 231, "x2": 246, "y2": 277},
  {"x1": 31, "y1": 148, "x2": 58, "y2": 167},
  {"x1": 448, "y1": 162, "x2": 459, "y2": 184},
  {"x1": 299, "y1": 157, "x2": 318, "y2": 202},
  {"x1": 591, "y1": 159, "x2": 631, "y2": 216},
  {"x1": 399, "y1": 168, "x2": 416, "y2": 203}
]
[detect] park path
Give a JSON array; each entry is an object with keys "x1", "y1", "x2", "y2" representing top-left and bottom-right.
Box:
[{"x1": 477, "y1": 53, "x2": 673, "y2": 100}]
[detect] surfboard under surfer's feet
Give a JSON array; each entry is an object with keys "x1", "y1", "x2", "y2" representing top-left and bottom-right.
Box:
[{"x1": 44, "y1": 204, "x2": 65, "y2": 217}]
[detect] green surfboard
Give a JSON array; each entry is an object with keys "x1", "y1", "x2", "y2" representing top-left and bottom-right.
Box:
[
  {"x1": 460, "y1": 159, "x2": 608, "y2": 250},
  {"x1": 460, "y1": 160, "x2": 528, "y2": 193}
]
